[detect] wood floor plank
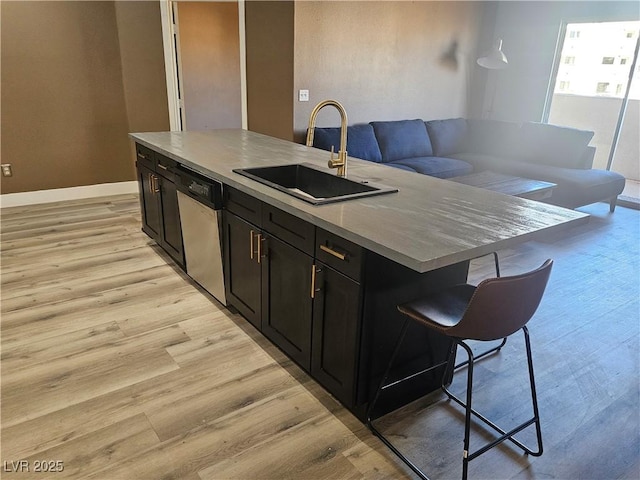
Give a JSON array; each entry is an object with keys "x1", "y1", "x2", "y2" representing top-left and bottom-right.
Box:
[
  {"x1": 1, "y1": 332, "x2": 279, "y2": 459},
  {"x1": 1, "y1": 245, "x2": 164, "y2": 287},
  {"x1": 1, "y1": 324, "x2": 187, "y2": 427},
  {"x1": 0, "y1": 230, "x2": 151, "y2": 269},
  {"x1": 1, "y1": 321, "x2": 125, "y2": 372},
  {"x1": 1, "y1": 263, "x2": 178, "y2": 314},
  {"x1": 85, "y1": 387, "x2": 329, "y2": 480},
  {"x1": 198, "y1": 412, "x2": 365, "y2": 480},
  {"x1": 2, "y1": 414, "x2": 160, "y2": 479},
  {"x1": 1, "y1": 277, "x2": 196, "y2": 346}
]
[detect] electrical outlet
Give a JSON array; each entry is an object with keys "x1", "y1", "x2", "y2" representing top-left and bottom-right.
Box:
[
  {"x1": 298, "y1": 89, "x2": 309, "y2": 102},
  {"x1": 1, "y1": 164, "x2": 12, "y2": 177}
]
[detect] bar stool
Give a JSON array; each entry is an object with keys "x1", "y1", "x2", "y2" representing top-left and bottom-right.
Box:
[{"x1": 367, "y1": 259, "x2": 553, "y2": 480}]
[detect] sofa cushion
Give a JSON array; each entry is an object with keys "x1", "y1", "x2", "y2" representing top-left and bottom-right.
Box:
[
  {"x1": 494, "y1": 162, "x2": 624, "y2": 209},
  {"x1": 371, "y1": 119, "x2": 433, "y2": 162},
  {"x1": 467, "y1": 119, "x2": 521, "y2": 158},
  {"x1": 449, "y1": 152, "x2": 513, "y2": 172},
  {"x1": 312, "y1": 124, "x2": 383, "y2": 163},
  {"x1": 388, "y1": 156, "x2": 473, "y2": 179},
  {"x1": 386, "y1": 163, "x2": 418, "y2": 172},
  {"x1": 519, "y1": 122, "x2": 594, "y2": 169},
  {"x1": 425, "y1": 118, "x2": 469, "y2": 157}
]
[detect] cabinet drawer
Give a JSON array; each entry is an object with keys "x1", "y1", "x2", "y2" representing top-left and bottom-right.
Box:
[
  {"x1": 225, "y1": 186, "x2": 262, "y2": 226},
  {"x1": 262, "y1": 205, "x2": 315, "y2": 255},
  {"x1": 155, "y1": 153, "x2": 177, "y2": 182},
  {"x1": 316, "y1": 229, "x2": 363, "y2": 281},
  {"x1": 135, "y1": 143, "x2": 155, "y2": 170}
]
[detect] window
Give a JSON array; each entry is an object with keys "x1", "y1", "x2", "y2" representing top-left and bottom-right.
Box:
[{"x1": 546, "y1": 20, "x2": 640, "y2": 204}]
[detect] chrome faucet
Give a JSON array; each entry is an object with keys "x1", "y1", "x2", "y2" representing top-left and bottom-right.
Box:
[{"x1": 306, "y1": 100, "x2": 348, "y2": 177}]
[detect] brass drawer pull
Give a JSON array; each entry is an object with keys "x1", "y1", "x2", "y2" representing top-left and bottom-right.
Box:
[
  {"x1": 250, "y1": 230, "x2": 255, "y2": 260},
  {"x1": 150, "y1": 174, "x2": 160, "y2": 193},
  {"x1": 320, "y1": 244, "x2": 346, "y2": 261},
  {"x1": 257, "y1": 234, "x2": 264, "y2": 264},
  {"x1": 137, "y1": 152, "x2": 146, "y2": 159},
  {"x1": 311, "y1": 265, "x2": 322, "y2": 298},
  {"x1": 157, "y1": 163, "x2": 168, "y2": 170}
]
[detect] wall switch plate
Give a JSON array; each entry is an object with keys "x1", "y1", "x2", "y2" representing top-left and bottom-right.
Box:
[
  {"x1": 1, "y1": 164, "x2": 12, "y2": 177},
  {"x1": 298, "y1": 89, "x2": 309, "y2": 102}
]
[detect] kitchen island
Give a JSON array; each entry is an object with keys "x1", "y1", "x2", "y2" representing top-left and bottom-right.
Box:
[{"x1": 130, "y1": 129, "x2": 588, "y2": 420}]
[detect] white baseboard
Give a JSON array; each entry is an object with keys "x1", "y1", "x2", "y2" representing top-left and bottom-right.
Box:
[{"x1": 0, "y1": 181, "x2": 139, "y2": 208}]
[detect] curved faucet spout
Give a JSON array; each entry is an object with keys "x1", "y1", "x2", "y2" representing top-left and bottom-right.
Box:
[{"x1": 306, "y1": 100, "x2": 348, "y2": 177}]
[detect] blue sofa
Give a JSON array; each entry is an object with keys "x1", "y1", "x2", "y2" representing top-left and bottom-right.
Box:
[{"x1": 311, "y1": 118, "x2": 626, "y2": 211}]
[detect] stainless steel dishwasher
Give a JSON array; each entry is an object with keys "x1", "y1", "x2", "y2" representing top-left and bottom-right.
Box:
[{"x1": 176, "y1": 166, "x2": 227, "y2": 305}]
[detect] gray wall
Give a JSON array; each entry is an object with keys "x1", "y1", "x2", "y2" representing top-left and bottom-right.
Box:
[
  {"x1": 245, "y1": 1, "x2": 295, "y2": 141},
  {"x1": 292, "y1": 1, "x2": 486, "y2": 141}
]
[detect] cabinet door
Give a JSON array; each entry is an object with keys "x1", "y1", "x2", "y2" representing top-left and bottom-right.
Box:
[
  {"x1": 261, "y1": 234, "x2": 314, "y2": 371},
  {"x1": 137, "y1": 163, "x2": 162, "y2": 241},
  {"x1": 311, "y1": 263, "x2": 361, "y2": 407},
  {"x1": 224, "y1": 212, "x2": 262, "y2": 328},
  {"x1": 158, "y1": 175, "x2": 184, "y2": 266}
]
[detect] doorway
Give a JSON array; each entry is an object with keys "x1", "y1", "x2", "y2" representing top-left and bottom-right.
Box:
[
  {"x1": 160, "y1": 1, "x2": 246, "y2": 132},
  {"x1": 545, "y1": 21, "x2": 640, "y2": 204}
]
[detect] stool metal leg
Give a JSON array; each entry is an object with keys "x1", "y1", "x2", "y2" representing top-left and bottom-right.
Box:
[
  {"x1": 459, "y1": 341, "x2": 475, "y2": 480},
  {"x1": 442, "y1": 327, "x2": 543, "y2": 479},
  {"x1": 454, "y1": 337, "x2": 506, "y2": 370},
  {"x1": 366, "y1": 318, "x2": 431, "y2": 480},
  {"x1": 367, "y1": 318, "x2": 454, "y2": 480}
]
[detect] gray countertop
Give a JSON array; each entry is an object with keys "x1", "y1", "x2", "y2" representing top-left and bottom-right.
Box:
[{"x1": 130, "y1": 129, "x2": 589, "y2": 273}]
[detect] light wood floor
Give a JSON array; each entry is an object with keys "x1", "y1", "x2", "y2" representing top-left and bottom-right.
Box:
[{"x1": 1, "y1": 195, "x2": 638, "y2": 479}]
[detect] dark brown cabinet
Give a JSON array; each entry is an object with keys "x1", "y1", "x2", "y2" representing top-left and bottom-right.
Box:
[
  {"x1": 223, "y1": 188, "x2": 365, "y2": 402},
  {"x1": 157, "y1": 167, "x2": 183, "y2": 264},
  {"x1": 311, "y1": 263, "x2": 361, "y2": 406},
  {"x1": 261, "y1": 234, "x2": 313, "y2": 370},
  {"x1": 135, "y1": 144, "x2": 184, "y2": 267},
  {"x1": 223, "y1": 211, "x2": 262, "y2": 328},
  {"x1": 137, "y1": 162, "x2": 162, "y2": 240},
  {"x1": 310, "y1": 229, "x2": 364, "y2": 407},
  {"x1": 224, "y1": 187, "x2": 316, "y2": 370}
]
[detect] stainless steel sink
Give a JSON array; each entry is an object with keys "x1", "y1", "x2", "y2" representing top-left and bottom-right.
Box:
[{"x1": 233, "y1": 163, "x2": 398, "y2": 205}]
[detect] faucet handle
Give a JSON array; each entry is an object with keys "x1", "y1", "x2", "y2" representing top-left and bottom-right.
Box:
[
  {"x1": 328, "y1": 146, "x2": 336, "y2": 168},
  {"x1": 328, "y1": 145, "x2": 346, "y2": 175}
]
